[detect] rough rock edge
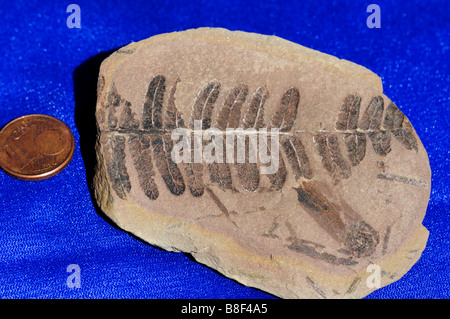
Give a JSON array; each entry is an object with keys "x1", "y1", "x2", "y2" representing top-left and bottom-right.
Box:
[
  {"x1": 94, "y1": 135, "x2": 429, "y2": 299},
  {"x1": 94, "y1": 148, "x2": 429, "y2": 298}
]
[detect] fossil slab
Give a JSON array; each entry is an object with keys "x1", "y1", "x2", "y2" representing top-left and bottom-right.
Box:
[{"x1": 94, "y1": 28, "x2": 431, "y2": 298}]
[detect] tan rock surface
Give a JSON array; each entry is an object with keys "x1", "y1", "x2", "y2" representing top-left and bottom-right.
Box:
[{"x1": 94, "y1": 28, "x2": 431, "y2": 298}]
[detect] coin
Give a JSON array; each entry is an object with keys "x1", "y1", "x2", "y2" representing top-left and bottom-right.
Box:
[{"x1": 0, "y1": 114, "x2": 75, "y2": 181}]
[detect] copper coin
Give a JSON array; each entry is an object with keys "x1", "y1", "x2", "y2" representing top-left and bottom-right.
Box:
[{"x1": 0, "y1": 114, "x2": 75, "y2": 181}]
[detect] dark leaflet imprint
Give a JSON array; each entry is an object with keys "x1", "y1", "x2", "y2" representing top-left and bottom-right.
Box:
[
  {"x1": 314, "y1": 132, "x2": 351, "y2": 180},
  {"x1": 144, "y1": 75, "x2": 186, "y2": 196},
  {"x1": 335, "y1": 94, "x2": 418, "y2": 170},
  {"x1": 190, "y1": 81, "x2": 223, "y2": 195},
  {"x1": 359, "y1": 96, "x2": 391, "y2": 156},
  {"x1": 383, "y1": 102, "x2": 418, "y2": 151},
  {"x1": 168, "y1": 78, "x2": 204, "y2": 197},
  {"x1": 335, "y1": 94, "x2": 366, "y2": 167},
  {"x1": 269, "y1": 87, "x2": 312, "y2": 189},
  {"x1": 104, "y1": 134, "x2": 131, "y2": 200},
  {"x1": 210, "y1": 83, "x2": 248, "y2": 190},
  {"x1": 151, "y1": 133, "x2": 185, "y2": 196},
  {"x1": 232, "y1": 85, "x2": 267, "y2": 192},
  {"x1": 142, "y1": 75, "x2": 165, "y2": 129},
  {"x1": 191, "y1": 81, "x2": 233, "y2": 191},
  {"x1": 128, "y1": 134, "x2": 159, "y2": 200}
]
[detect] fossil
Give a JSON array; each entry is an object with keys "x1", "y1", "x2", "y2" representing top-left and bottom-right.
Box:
[{"x1": 94, "y1": 28, "x2": 431, "y2": 298}]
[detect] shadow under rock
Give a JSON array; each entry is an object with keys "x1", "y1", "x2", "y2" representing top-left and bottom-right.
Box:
[{"x1": 73, "y1": 49, "x2": 118, "y2": 228}]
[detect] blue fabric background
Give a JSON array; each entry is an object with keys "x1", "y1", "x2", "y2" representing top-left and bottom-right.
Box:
[{"x1": 0, "y1": 0, "x2": 448, "y2": 299}]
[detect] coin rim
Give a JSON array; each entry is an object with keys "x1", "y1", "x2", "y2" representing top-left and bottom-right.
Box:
[{"x1": 0, "y1": 114, "x2": 75, "y2": 181}]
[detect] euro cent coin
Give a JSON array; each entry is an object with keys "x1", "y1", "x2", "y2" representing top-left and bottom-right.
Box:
[{"x1": 0, "y1": 114, "x2": 75, "y2": 181}]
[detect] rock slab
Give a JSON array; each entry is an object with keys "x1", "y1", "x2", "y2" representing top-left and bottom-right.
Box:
[{"x1": 94, "y1": 28, "x2": 431, "y2": 298}]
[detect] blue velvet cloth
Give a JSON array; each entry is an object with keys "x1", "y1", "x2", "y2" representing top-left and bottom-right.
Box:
[{"x1": 0, "y1": 0, "x2": 448, "y2": 299}]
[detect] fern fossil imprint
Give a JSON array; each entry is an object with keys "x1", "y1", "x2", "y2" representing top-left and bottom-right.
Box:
[
  {"x1": 100, "y1": 75, "x2": 418, "y2": 201},
  {"x1": 98, "y1": 75, "x2": 419, "y2": 262}
]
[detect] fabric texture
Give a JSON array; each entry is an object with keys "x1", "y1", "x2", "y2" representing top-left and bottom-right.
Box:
[{"x1": 0, "y1": 0, "x2": 448, "y2": 299}]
